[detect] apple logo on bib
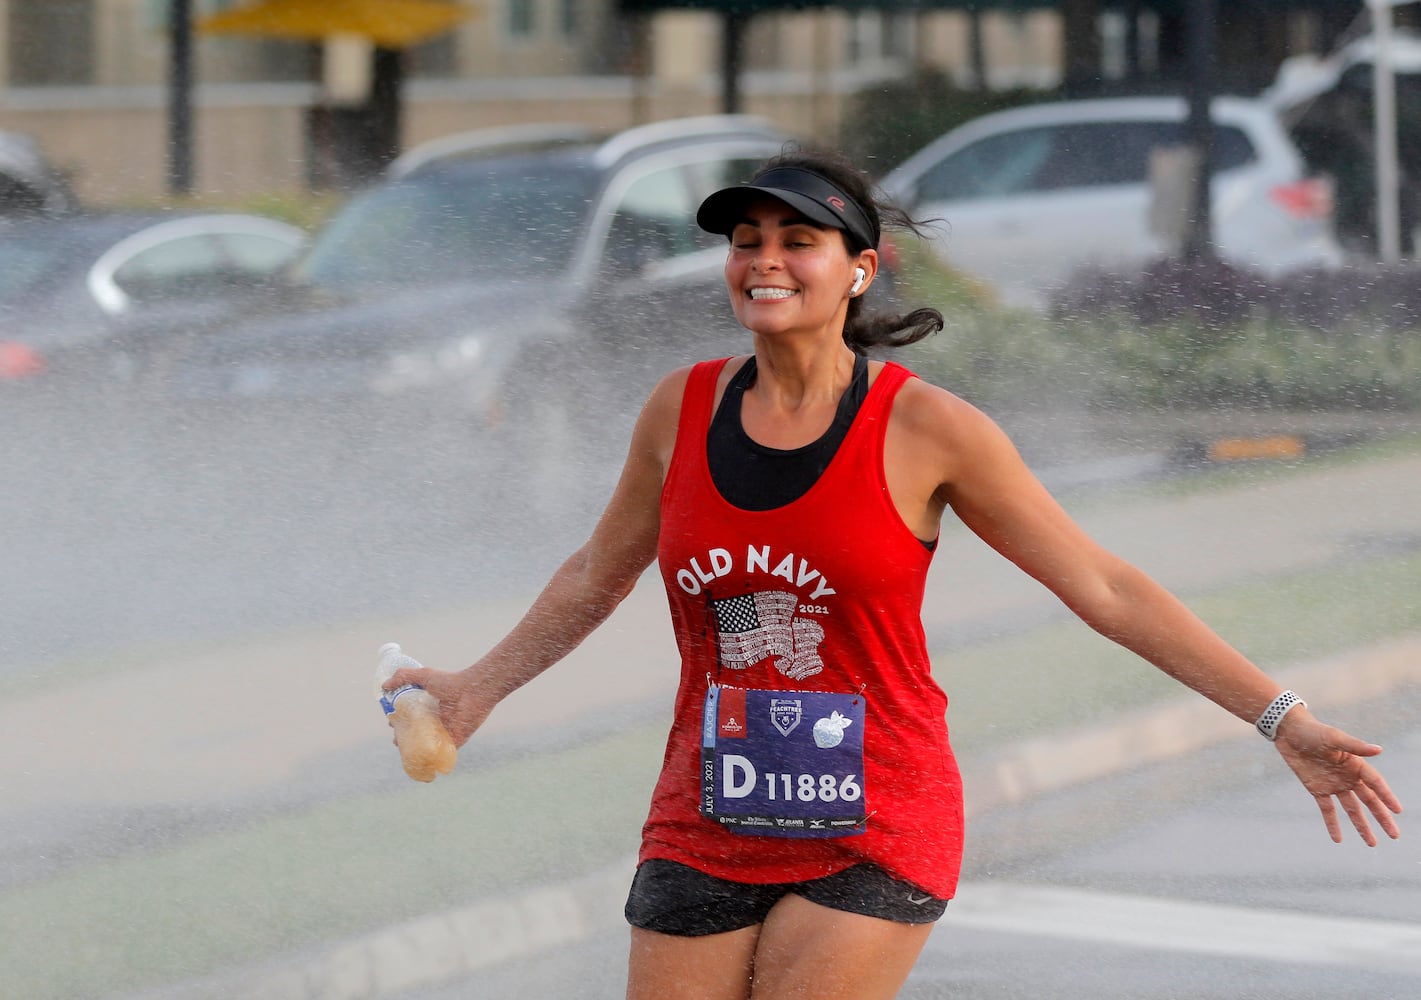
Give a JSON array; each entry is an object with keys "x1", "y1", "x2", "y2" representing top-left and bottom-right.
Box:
[{"x1": 812, "y1": 711, "x2": 853, "y2": 749}]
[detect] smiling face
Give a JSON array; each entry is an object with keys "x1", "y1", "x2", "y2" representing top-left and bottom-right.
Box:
[{"x1": 724, "y1": 196, "x2": 874, "y2": 342}]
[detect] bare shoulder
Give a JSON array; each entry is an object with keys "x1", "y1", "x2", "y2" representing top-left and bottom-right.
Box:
[
  {"x1": 644, "y1": 364, "x2": 696, "y2": 417},
  {"x1": 889, "y1": 371, "x2": 1006, "y2": 444},
  {"x1": 887, "y1": 371, "x2": 977, "y2": 425},
  {"x1": 630, "y1": 363, "x2": 708, "y2": 470},
  {"x1": 640, "y1": 356, "x2": 749, "y2": 431},
  {"x1": 883, "y1": 370, "x2": 1028, "y2": 493}
]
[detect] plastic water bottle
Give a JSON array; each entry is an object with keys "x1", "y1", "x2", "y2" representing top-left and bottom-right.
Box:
[{"x1": 375, "y1": 642, "x2": 458, "y2": 782}]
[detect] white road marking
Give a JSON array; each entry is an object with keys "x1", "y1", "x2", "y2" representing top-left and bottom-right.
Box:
[{"x1": 938, "y1": 882, "x2": 1421, "y2": 976}]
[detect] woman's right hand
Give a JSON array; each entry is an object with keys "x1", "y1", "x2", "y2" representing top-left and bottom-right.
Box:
[{"x1": 384, "y1": 664, "x2": 494, "y2": 747}]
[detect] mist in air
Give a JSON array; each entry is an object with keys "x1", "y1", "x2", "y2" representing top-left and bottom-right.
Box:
[{"x1": 4, "y1": 11, "x2": 1421, "y2": 996}]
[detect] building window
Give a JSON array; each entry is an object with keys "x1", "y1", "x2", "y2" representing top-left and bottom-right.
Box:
[
  {"x1": 507, "y1": 0, "x2": 536, "y2": 39},
  {"x1": 410, "y1": 34, "x2": 459, "y2": 78},
  {"x1": 559, "y1": 0, "x2": 579, "y2": 38},
  {"x1": 884, "y1": 12, "x2": 914, "y2": 61},
  {"x1": 847, "y1": 11, "x2": 905, "y2": 65},
  {"x1": 9, "y1": 0, "x2": 95, "y2": 85}
]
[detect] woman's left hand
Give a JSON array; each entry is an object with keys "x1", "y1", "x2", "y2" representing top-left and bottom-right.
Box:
[{"x1": 1274, "y1": 712, "x2": 1403, "y2": 845}]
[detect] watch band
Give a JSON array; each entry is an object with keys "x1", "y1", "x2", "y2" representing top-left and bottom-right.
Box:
[{"x1": 1256, "y1": 689, "x2": 1306, "y2": 741}]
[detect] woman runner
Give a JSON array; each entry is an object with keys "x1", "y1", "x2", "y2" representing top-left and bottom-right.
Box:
[{"x1": 385, "y1": 147, "x2": 1402, "y2": 1000}]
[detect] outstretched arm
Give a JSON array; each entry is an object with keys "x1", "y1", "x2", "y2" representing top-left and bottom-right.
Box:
[
  {"x1": 386, "y1": 369, "x2": 688, "y2": 745},
  {"x1": 893, "y1": 383, "x2": 1403, "y2": 844}
]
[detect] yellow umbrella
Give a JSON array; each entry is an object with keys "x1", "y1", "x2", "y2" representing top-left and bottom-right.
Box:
[{"x1": 199, "y1": 0, "x2": 473, "y2": 50}]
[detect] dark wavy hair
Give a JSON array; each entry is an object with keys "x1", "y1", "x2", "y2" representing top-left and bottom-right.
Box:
[{"x1": 754, "y1": 146, "x2": 944, "y2": 355}]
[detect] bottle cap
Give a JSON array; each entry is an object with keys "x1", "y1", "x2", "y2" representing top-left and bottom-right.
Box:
[{"x1": 375, "y1": 642, "x2": 405, "y2": 693}]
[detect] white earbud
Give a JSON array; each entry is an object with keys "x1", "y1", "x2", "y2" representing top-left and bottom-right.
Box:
[{"x1": 850, "y1": 267, "x2": 866, "y2": 295}]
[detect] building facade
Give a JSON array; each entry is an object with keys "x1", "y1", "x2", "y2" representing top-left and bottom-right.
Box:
[{"x1": 0, "y1": 0, "x2": 1345, "y2": 204}]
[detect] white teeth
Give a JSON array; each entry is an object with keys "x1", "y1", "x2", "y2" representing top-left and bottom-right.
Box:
[{"x1": 749, "y1": 288, "x2": 795, "y2": 300}]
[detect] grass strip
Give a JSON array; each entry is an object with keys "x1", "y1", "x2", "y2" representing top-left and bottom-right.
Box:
[
  {"x1": 0, "y1": 726, "x2": 665, "y2": 999},
  {"x1": 937, "y1": 549, "x2": 1421, "y2": 750}
]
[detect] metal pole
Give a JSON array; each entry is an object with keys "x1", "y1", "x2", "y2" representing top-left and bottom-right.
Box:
[
  {"x1": 1183, "y1": 0, "x2": 1216, "y2": 260},
  {"x1": 969, "y1": 9, "x2": 987, "y2": 90},
  {"x1": 1124, "y1": 0, "x2": 1142, "y2": 82},
  {"x1": 721, "y1": 11, "x2": 748, "y2": 115},
  {"x1": 168, "y1": 0, "x2": 194, "y2": 196},
  {"x1": 1370, "y1": 0, "x2": 1402, "y2": 263}
]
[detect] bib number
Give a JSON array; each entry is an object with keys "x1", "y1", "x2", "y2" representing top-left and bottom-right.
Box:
[{"x1": 701, "y1": 685, "x2": 867, "y2": 838}]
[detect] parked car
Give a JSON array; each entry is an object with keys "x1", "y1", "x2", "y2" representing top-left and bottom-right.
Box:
[
  {"x1": 879, "y1": 97, "x2": 1345, "y2": 309},
  {"x1": 0, "y1": 212, "x2": 305, "y2": 383},
  {"x1": 1266, "y1": 30, "x2": 1421, "y2": 255},
  {"x1": 164, "y1": 116, "x2": 792, "y2": 438},
  {"x1": 0, "y1": 129, "x2": 79, "y2": 217}
]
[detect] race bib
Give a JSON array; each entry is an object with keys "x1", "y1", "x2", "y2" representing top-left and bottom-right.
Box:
[{"x1": 701, "y1": 684, "x2": 867, "y2": 838}]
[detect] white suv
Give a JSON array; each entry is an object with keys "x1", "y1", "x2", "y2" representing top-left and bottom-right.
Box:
[{"x1": 880, "y1": 97, "x2": 1345, "y2": 309}]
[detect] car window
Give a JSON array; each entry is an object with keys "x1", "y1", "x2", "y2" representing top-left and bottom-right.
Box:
[
  {"x1": 213, "y1": 232, "x2": 302, "y2": 273},
  {"x1": 109, "y1": 231, "x2": 300, "y2": 304},
  {"x1": 1210, "y1": 126, "x2": 1256, "y2": 171},
  {"x1": 1031, "y1": 123, "x2": 1155, "y2": 189},
  {"x1": 602, "y1": 165, "x2": 701, "y2": 276},
  {"x1": 1038, "y1": 122, "x2": 1256, "y2": 187},
  {"x1": 684, "y1": 156, "x2": 773, "y2": 251},
  {"x1": 292, "y1": 161, "x2": 597, "y2": 291},
  {"x1": 685, "y1": 157, "x2": 768, "y2": 196},
  {"x1": 600, "y1": 150, "x2": 778, "y2": 278},
  {"x1": 110, "y1": 234, "x2": 231, "y2": 303},
  {"x1": 915, "y1": 129, "x2": 1056, "y2": 201},
  {"x1": 916, "y1": 120, "x2": 1258, "y2": 203}
]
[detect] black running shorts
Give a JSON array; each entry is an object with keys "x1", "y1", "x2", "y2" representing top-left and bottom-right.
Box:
[{"x1": 624, "y1": 859, "x2": 949, "y2": 937}]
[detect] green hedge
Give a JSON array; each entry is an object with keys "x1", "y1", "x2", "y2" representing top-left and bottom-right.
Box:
[
  {"x1": 886, "y1": 239, "x2": 1421, "y2": 413},
  {"x1": 838, "y1": 70, "x2": 1049, "y2": 174}
]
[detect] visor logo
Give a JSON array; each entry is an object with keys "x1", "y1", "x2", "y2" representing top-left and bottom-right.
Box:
[{"x1": 826, "y1": 196, "x2": 846, "y2": 212}]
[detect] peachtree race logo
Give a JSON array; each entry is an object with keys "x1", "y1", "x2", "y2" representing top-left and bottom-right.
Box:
[{"x1": 769, "y1": 697, "x2": 802, "y2": 737}]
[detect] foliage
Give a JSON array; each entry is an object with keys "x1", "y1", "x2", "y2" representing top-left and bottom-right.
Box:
[
  {"x1": 838, "y1": 69, "x2": 1049, "y2": 175},
  {"x1": 889, "y1": 242, "x2": 1076, "y2": 406},
  {"x1": 892, "y1": 249, "x2": 1421, "y2": 413},
  {"x1": 1050, "y1": 256, "x2": 1421, "y2": 332},
  {"x1": 887, "y1": 230, "x2": 997, "y2": 314},
  {"x1": 110, "y1": 190, "x2": 345, "y2": 231},
  {"x1": 1045, "y1": 257, "x2": 1421, "y2": 410}
]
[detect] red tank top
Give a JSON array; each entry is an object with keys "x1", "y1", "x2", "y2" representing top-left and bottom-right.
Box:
[{"x1": 640, "y1": 357, "x2": 965, "y2": 898}]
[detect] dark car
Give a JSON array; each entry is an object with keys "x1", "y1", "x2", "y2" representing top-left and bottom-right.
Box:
[
  {"x1": 163, "y1": 116, "x2": 792, "y2": 447},
  {"x1": 0, "y1": 212, "x2": 304, "y2": 383}
]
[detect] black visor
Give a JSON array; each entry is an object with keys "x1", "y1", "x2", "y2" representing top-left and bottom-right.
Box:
[{"x1": 696, "y1": 166, "x2": 879, "y2": 250}]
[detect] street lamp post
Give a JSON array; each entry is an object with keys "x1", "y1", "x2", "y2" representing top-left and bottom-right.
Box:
[
  {"x1": 1367, "y1": 0, "x2": 1419, "y2": 263},
  {"x1": 1183, "y1": 0, "x2": 1217, "y2": 261},
  {"x1": 168, "y1": 0, "x2": 194, "y2": 196}
]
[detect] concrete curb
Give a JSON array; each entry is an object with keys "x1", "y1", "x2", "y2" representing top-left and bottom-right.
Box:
[
  {"x1": 962, "y1": 633, "x2": 1421, "y2": 817},
  {"x1": 128, "y1": 633, "x2": 1421, "y2": 1000}
]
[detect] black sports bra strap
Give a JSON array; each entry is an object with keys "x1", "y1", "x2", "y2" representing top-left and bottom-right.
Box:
[{"x1": 707, "y1": 354, "x2": 868, "y2": 511}]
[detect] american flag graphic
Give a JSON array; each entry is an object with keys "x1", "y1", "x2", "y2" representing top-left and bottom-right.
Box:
[
  {"x1": 712, "y1": 591, "x2": 796, "y2": 671},
  {"x1": 711, "y1": 590, "x2": 823, "y2": 678}
]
